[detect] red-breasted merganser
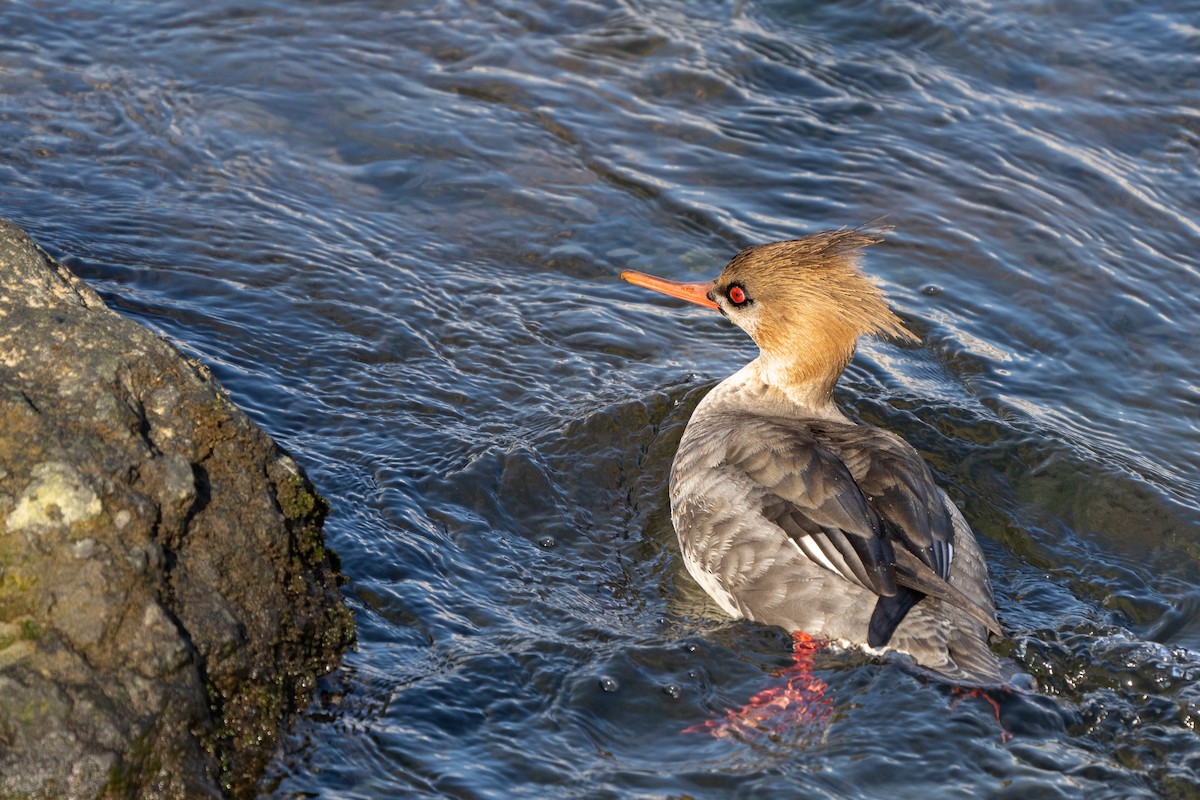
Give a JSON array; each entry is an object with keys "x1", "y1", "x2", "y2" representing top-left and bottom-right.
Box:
[{"x1": 622, "y1": 228, "x2": 1009, "y2": 687}]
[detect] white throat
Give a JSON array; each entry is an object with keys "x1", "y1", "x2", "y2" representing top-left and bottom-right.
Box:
[{"x1": 696, "y1": 357, "x2": 850, "y2": 423}]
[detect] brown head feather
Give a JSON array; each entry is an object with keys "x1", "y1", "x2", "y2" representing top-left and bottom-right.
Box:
[
  {"x1": 712, "y1": 227, "x2": 918, "y2": 400},
  {"x1": 718, "y1": 227, "x2": 918, "y2": 346}
]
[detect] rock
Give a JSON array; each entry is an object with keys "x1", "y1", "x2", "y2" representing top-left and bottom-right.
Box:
[{"x1": 0, "y1": 221, "x2": 355, "y2": 799}]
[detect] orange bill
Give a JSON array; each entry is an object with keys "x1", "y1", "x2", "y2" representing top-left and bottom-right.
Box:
[{"x1": 620, "y1": 270, "x2": 718, "y2": 310}]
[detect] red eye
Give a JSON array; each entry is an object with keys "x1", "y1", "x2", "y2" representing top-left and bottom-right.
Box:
[{"x1": 728, "y1": 285, "x2": 746, "y2": 305}]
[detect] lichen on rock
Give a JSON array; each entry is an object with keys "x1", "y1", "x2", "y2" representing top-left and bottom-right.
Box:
[
  {"x1": 0, "y1": 220, "x2": 354, "y2": 800},
  {"x1": 6, "y1": 461, "x2": 103, "y2": 533}
]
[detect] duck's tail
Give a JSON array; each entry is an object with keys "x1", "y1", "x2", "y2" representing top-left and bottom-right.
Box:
[{"x1": 887, "y1": 600, "x2": 1029, "y2": 689}]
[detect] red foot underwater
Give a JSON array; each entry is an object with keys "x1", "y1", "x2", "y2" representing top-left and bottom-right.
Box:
[
  {"x1": 684, "y1": 632, "x2": 833, "y2": 739},
  {"x1": 951, "y1": 686, "x2": 1013, "y2": 743}
]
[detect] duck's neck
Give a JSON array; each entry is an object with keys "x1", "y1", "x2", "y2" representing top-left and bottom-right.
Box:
[{"x1": 700, "y1": 356, "x2": 851, "y2": 424}]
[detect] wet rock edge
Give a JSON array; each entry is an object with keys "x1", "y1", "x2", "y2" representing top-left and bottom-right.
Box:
[{"x1": 0, "y1": 220, "x2": 355, "y2": 799}]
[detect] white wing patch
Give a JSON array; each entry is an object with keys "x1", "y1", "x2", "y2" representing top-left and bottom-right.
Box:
[{"x1": 793, "y1": 535, "x2": 841, "y2": 576}]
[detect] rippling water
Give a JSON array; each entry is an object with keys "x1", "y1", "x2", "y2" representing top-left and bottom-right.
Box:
[{"x1": 3, "y1": 0, "x2": 1199, "y2": 796}]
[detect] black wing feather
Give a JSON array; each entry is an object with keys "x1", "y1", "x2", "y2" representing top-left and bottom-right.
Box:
[{"x1": 869, "y1": 589, "x2": 923, "y2": 648}]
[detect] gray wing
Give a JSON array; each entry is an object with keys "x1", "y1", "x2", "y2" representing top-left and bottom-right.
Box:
[
  {"x1": 726, "y1": 427, "x2": 900, "y2": 599},
  {"x1": 825, "y1": 423, "x2": 955, "y2": 580},
  {"x1": 814, "y1": 421, "x2": 1001, "y2": 642},
  {"x1": 726, "y1": 417, "x2": 1000, "y2": 646}
]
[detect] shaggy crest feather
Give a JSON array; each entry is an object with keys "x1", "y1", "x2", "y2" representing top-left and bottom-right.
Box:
[{"x1": 718, "y1": 227, "x2": 919, "y2": 347}]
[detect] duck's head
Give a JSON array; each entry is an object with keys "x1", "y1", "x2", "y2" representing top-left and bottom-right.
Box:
[{"x1": 622, "y1": 227, "x2": 918, "y2": 399}]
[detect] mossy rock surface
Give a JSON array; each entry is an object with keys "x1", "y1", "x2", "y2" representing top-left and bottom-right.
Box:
[{"x1": 0, "y1": 220, "x2": 354, "y2": 799}]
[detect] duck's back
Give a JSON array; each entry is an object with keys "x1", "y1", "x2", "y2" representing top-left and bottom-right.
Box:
[{"x1": 670, "y1": 408, "x2": 1008, "y2": 685}]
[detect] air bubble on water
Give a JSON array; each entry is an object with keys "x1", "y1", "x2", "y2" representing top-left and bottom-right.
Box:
[
  {"x1": 599, "y1": 676, "x2": 618, "y2": 693},
  {"x1": 538, "y1": 536, "x2": 556, "y2": 548},
  {"x1": 922, "y1": 284, "x2": 942, "y2": 296},
  {"x1": 663, "y1": 684, "x2": 681, "y2": 700}
]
